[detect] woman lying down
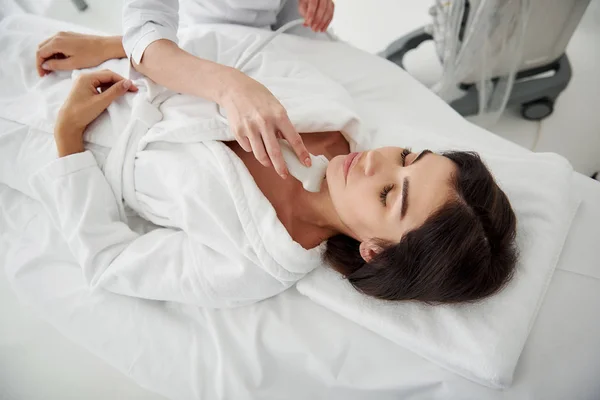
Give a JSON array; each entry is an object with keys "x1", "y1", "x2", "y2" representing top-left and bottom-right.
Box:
[{"x1": 9, "y1": 32, "x2": 517, "y2": 307}]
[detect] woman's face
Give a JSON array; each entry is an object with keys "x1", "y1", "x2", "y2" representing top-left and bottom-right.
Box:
[{"x1": 326, "y1": 147, "x2": 457, "y2": 244}]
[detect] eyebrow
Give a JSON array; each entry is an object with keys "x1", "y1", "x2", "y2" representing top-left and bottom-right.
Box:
[{"x1": 400, "y1": 150, "x2": 432, "y2": 219}]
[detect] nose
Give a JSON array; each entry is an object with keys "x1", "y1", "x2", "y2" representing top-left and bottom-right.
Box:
[{"x1": 364, "y1": 150, "x2": 379, "y2": 177}]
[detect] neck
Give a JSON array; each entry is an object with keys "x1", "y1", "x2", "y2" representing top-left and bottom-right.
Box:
[{"x1": 291, "y1": 179, "x2": 356, "y2": 242}]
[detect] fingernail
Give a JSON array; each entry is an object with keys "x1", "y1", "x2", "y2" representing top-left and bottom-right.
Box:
[
  {"x1": 304, "y1": 157, "x2": 312, "y2": 167},
  {"x1": 41, "y1": 62, "x2": 49, "y2": 70},
  {"x1": 122, "y1": 79, "x2": 131, "y2": 89},
  {"x1": 280, "y1": 172, "x2": 288, "y2": 179}
]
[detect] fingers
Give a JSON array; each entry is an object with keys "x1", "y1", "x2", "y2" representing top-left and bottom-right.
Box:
[
  {"x1": 233, "y1": 127, "x2": 252, "y2": 152},
  {"x1": 36, "y1": 57, "x2": 47, "y2": 77},
  {"x1": 36, "y1": 32, "x2": 82, "y2": 76},
  {"x1": 248, "y1": 126, "x2": 289, "y2": 179},
  {"x1": 299, "y1": 0, "x2": 307, "y2": 19},
  {"x1": 317, "y1": 1, "x2": 335, "y2": 32},
  {"x1": 57, "y1": 70, "x2": 137, "y2": 134},
  {"x1": 235, "y1": 124, "x2": 294, "y2": 178},
  {"x1": 94, "y1": 79, "x2": 134, "y2": 110},
  {"x1": 277, "y1": 114, "x2": 311, "y2": 168},
  {"x1": 304, "y1": 0, "x2": 320, "y2": 27},
  {"x1": 83, "y1": 69, "x2": 138, "y2": 91},
  {"x1": 39, "y1": 57, "x2": 75, "y2": 73},
  {"x1": 86, "y1": 69, "x2": 127, "y2": 86},
  {"x1": 260, "y1": 125, "x2": 288, "y2": 179},
  {"x1": 243, "y1": 118, "x2": 289, "y2": 179},
  {"x1": 74, "y1": 70, "x2": 138, "y2": 107},
  {"x1": 37, "y1": 40, "x2": 63, "y2": 60},
  {"x1": 36, "y1": 46, "x2": 54, "y2": 77},
  {"x1": 311, "y1": 0, "x2": 328, "y2": 32},
  {"x1": 37, "y1": 36, "x2": 56, "y2": 76},
  {"x1": 37, "y1": 37, "x2": 67, "y2": 76},
  {"x1": 247, "y1": 129, "x2": 272, "y2": 169}
]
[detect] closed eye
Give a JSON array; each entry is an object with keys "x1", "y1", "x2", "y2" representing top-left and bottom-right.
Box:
[
  {"x1": 379, "y1": 184, "x2": 394, "y2": 206},
  {"x1": 398, "y1": 149, "x2": 433, "y2": 219},
  {"x1": 400, "y1": 148, "x2": 411, "y2": 166}
]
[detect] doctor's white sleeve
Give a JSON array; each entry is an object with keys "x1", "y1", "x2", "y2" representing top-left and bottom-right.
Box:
[
  {"x1": 29, "y1": 151, "x2": 287, "y2": 308},
  {"x1": 122, "y1": 0, "x2": 180, "y2": 64}
]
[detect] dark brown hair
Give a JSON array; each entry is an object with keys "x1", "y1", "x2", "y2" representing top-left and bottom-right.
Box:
[{"x1": 324, "y1": 151, "x2": 517, "y2": 304}]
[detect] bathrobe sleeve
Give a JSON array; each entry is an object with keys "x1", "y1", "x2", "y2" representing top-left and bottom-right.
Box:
[
  {"x1": 29, "y1": 151, "x2": 288, "y2": 308},
  {"x1": 122, "y1": 0, "x2": 180, "y2": 64}
]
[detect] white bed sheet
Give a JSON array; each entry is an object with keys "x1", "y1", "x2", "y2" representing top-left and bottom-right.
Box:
[
  {"x1": 1, "y1": 15, "x2": 600, "y2": 400},
  {"x1": 1, "y1": 174, "x2": 600, "y2": 400}
]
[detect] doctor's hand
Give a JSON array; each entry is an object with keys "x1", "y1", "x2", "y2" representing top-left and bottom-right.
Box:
[
  {"x1": 299, "y1": 0, "x2": 335, "y2": 32},
  {"x1": 220, "y1": 69, "x2": 311, "y2": 179},
  {"x1": 54, "y1": 70, "x2": 138, "y2": 157},
  {"x1": 36, "y1": 32, "x2": 126, "y2": 77}
]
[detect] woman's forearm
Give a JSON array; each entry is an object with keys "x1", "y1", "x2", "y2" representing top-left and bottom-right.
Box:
[{"x1": 133, "y1": 39, "x2": 236, "y2": 103}]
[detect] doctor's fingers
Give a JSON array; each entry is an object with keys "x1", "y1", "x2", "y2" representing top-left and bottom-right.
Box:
[
  {"x1": 299, "y1": 0, "x2": 307, "y2": 19},
  {"x1": 276, "y1": 116, "x2": 311, "y2": 168},
  {"x1": 311, "y1": 0, "x2": 329, "y2": 32},
  {"x1": 304, "y1": 0, "x2": 321, "y2": 26},
  {"x1": 260, "y1": 126, "x2": 289, "y2": 179},
  {"x1": 317, "y1": 1, "x2": 335, "y2": 32},
  {"x1": 232, "y1": 127, "x2": 252, "y2": 152},
  {"x1": 246, "y1": 129, "x2": 272, "y2": 168}
]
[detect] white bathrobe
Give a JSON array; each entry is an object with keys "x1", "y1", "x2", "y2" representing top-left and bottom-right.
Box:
[{"x1": 0, "y1": 23, "x2": 366, "y2": 307}]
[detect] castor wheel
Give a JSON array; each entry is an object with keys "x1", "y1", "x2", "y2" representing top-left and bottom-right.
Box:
[{"x1": 521, "y1": 98, "x2": 554, "y2": 121}]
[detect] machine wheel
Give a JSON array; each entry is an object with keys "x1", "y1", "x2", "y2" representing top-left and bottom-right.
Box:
[{"x1": 521, "y1": 98, "x2": 554, "y2": 121}]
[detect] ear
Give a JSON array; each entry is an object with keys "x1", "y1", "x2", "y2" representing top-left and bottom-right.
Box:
[{"x1": 359, "y1": 239, "x2": 384, "y2": 263}]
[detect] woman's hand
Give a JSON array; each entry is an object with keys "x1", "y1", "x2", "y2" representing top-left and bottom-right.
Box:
[
  {"x1": 299, "y1": 0, "x2": 335, "y2": 33},
  {"x1": 220, "y1": 69, "x2": 311, "y2": 179},
  {"x1": 54, "y1": 70, "x2": 138, "y2": 157},
  {"x1": 37, "y1": 32, "x2": 126, "y2": 77}
]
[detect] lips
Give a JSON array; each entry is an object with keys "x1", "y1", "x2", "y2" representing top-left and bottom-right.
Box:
[{"x1": 343, "y1": 152, "x2": 360, "y2": 182}]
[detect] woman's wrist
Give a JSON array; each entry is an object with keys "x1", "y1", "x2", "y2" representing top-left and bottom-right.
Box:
[
  {"x1": 55, "y1": 124, "x2": 85, "y2": 157},
  {"x1": 56, "y1": 137, "x2": 85, "y2": 158}
]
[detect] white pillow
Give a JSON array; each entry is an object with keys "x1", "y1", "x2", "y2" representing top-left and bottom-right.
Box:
[{"x1": 297, "y1": 147, "x2": 579, "y2": 389}]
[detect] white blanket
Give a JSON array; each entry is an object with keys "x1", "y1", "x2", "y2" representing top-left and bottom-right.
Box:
[{"x1": 0, "y1": 15, "x2": 580, "y2": 392}]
